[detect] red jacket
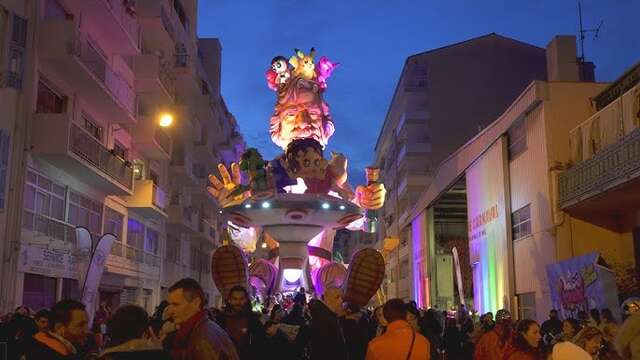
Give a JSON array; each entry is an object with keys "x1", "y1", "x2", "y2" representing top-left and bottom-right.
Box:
[
  {"x1": 474, "y1": 327, "x2": 508, "y2": 360},
  {"x1": 366, "y1": 320, "x2": 430, "y2": 360}
]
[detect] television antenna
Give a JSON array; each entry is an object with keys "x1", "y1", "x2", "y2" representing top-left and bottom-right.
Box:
[{"x1": 578, "y1": 1, "x2": 603, "y2": 62}]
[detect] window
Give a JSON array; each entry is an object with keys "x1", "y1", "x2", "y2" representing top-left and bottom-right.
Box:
[
  {"x1": 145, "y1": 228, "x2": 159, "y2": 255},
  {"x1": 22, "y1": 273, "x2": 56, "y2": 311},
  {"x1": 511, "y1": 204, "x2": 532, "y2": 241},
  {"x1": 61, "y1": 278, "x2": 79, "y2": 301},
  {"x1": 23, "y1": 169, "x2": 65, "y2": 230},
  {"x1": 518, "y1": 292, "x2": 536, "y2": 321},
  {"x1": 36, "y1": 80, "x2": 65, "y2": 113},
  {"x1": 83, "y1": 113, "x2": 103, "y2": 141},
  {"x1": 404, "y1": 62, "x2": 428, "y2": 92},
  {"x1": 112, "y1": 141, "x2": 127, "y2": 160},
  {"x1": 68, "y1": 190, "x2": 102, "y2": 236},
  {"x1": 507, "y1": 117, "x2": 527, "y2": 160},
  {"x1": 399, "y1": 259, "x2": 409, "y2": 279},
  {"x1": 103, "y1": 207, "x2": 124, "y2": 239},
  {"x1": 166, "y1": 236, "x2": 180, "y2": 264},
  {"x1": 133, "y1": 160, "x2": 144, "y2": 180},
  {"x1": 127, "y1": 218, "x2": 144, "y2": 249},
  {"x1": 0, "y1": 130, "x2": 9, "y2": 209}
]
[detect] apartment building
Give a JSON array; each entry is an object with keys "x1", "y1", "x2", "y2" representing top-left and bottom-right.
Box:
[{"x1": 0, "y1": 0, "x2": 243, "y2": 313}]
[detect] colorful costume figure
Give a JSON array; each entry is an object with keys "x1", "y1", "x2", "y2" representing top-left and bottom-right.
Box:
[
  {"x1": 265, "y1": 56, "x2": 291, "y2": 91},
  {"x1": 289, "y1": 48, "x2": 317, "y2": 80}
]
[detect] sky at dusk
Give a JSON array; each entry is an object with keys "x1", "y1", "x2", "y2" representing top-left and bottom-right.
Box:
[{"x1": 197, "y1": 0, "x2": 639, "y2": 186}]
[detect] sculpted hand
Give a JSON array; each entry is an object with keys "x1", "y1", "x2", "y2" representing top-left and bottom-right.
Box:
[
  {"x1": 355, "y1": 183, "x2": 386, "y2": 210},
  {"x1": 207, "y1": 163, "x2": 248, "y2": 207}
]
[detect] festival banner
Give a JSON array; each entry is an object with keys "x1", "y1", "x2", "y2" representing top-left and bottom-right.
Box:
[
  {"x1": 75, "y1": 227, "x2": 93, "y2": 291},
  {"x1": 81, "y1": 233, "x2": 116, "y2": 325}
]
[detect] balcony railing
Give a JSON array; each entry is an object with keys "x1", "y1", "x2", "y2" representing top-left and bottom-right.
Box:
[
  {"x1": 110, "y1": 241, "x2": 160, "y2": 267},
  {"x1": 559, "y1": 127, "x2": 640, "y2": 207},
  {"x1": 103, "y1": 0, "x2": 141, "y2": 50},
  {"x1": 154, "y1": 127, "x2": 172, "y2": 156},
  {"x1": 76, "y1": 40, "x2": 136, "y2": 117},
  {"x1": 151, "y1": 183, "x2": 167, "y2": 210},
  {"x1": 70, "y1": 124, "x2": 134, "y2": 189},
  {"x1": 30, "y1": 214, "x2": 77, "y2": 247}
]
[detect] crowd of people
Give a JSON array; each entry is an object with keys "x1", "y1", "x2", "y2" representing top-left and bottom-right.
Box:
[{"x1": 1, "y1": 278, "x2": 639, "y2": 359}]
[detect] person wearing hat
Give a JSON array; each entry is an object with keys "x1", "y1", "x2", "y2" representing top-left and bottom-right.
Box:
[{"x1": 473, "y1": 309, "x2": 513, "y2": 360}]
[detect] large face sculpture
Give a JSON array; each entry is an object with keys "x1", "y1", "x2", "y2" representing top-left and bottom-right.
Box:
[{"x1": 269, "y1": 77, "x2": 335, "y2": 150}]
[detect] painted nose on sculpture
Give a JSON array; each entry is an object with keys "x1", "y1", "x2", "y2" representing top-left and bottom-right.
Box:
[{"x1": 294, "y1": 110, "x2": 311, "y2": 126}]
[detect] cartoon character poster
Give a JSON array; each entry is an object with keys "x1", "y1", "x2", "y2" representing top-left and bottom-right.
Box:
[{"x1": 546, "y1": 252, "x2": 621, "y2": 321}]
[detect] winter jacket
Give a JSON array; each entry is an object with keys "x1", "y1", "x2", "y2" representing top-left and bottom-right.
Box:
[
  {"x1": 24, "y1": 331, "x2": 80, "y2": 360},
  {"x1": 216, "y1": 309, "x2": 265, "y2": 360},
  {"x1": 365, "y1": 320, "x2": 431, "y2": 360},
  {"x1": 308, "y1": 299, "x2": 349, "y2": 360},
  {"x1": 616, "y1": 313, "x2": 640, "y2": 360},
  {"x1": 474, "y1": 327, "x2": 508, "y2": 360},
  {"x1": 98, "y1": 338, "x2": 172, "y2": 360},
  {"x1": 170, "y1": 312, "x2": 240, "y2": 360},
  {"x1": 503, "y1": 342, "x2": 540, "y2": 360}
]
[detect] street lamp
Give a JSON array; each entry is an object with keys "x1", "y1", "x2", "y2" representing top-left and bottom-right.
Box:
[{"x1": 159, "y1": 113, "x2": 174, "y2": 127}]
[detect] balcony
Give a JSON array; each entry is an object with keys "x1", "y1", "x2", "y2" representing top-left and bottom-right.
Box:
[
  {"x1": 170, "y1": 145, "x2": 198, "y2": 186},
  {"x1": 397, "y1": 173, "x2": 431, "y2": 198},
  {"x1": 396, "y1": 142, "x2": 431, "y2": 169},
  {"x1": 125, "y1": 180, "x2": 168, "y2": 219},
  {"x1": 31, "y1": 113, "x2": 134, "y2": 195},
  {"x1": 558, "y1": 127, "x2": 640, "y2": 232},
  {"x1": 67, "y1": 0, "x2": 141, "y2": 55},
  {"x1": 39, "y1": 20, "x2": 136, "y2": 123},
  {"x1": 137, "y1": 0, "x2": 193, "y2": 54},
  {"x1": 167, "y1": 205, "x2": 199, "y2": 234},
  {"x1": 193, "y1": 218, "x2": 217, "y2": 244},
  {"x1": 131, "y1": 115, "x2": 172, "y2": 160},
  {"x1": 396, "y1": 112, "x2": 429, "y2": 141},
  {"x1": 21, "y1": 214, "x2": 77, "y2": 250},
  {"x1": 108, "y1": 241, "x2": 161, "y2": 279},
  {"x1": 133, "y1": 53, "x2": 175, "y2": 103}
]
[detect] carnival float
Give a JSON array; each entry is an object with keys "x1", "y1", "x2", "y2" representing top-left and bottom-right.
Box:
[{"x1": 208, "y1": 48, "x2": 386, "y2": 306}]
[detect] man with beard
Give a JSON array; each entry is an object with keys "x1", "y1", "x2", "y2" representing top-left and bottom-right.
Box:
[{"x1": 216, "y1": 286, "x2": 265, "y2": 360}]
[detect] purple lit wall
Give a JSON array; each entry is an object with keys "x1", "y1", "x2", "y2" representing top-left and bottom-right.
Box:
[{"x1": 412, "y1": 210, "x2": 429, "y2": 308}]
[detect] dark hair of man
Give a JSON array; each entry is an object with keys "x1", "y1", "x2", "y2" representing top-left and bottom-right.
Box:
[
  {"x1": 106, "y1": 305, "x2": 149, "y2": 347},
  {"x1": 286, "y1": 138, "x2": 323, "y2": 174},
  {"x1": 169, "y1": 278, "x2": 205, "y2": 309},
  {"x1": 35, "y1": 309, "x2": 50, "y2": 320},
  {"x1": 49, "y1": 300, "x2": 85, "y2": 329},
  {"x1": 383, "y1": 299, "x2": 407, "y2": 323}
]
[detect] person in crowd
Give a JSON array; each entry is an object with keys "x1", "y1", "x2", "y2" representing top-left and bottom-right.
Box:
[
  {"x1": 473, "y1": 309, "x2": 513, "y2": 360},
  {"x1": 294, "y1": 287, "x2": 308, "y2": 306},
  {"x1": 599, "y1": 308, "x2": 617, "y2": 330},
  {"x1": 97, "y1": 305, "x2": 171, "y2": 360},
  {"x1": 308, "y1": 285, "x2": 348, "y2": 360},
  {"x1": 259, "y1": 307, "x2": 270, "y2": 325},
  {"x1": 551, "y1": 340, "x2": 592, "y2": 360},
  {"x1": 365, "y1": 298, "x2": 430, "y2": 360},
  {"x1": 504, "y1": 319, "x2": 542, "y2": 360},
  {"x1": 471, "y1": 312, "x2": 494, "y2": 343},
  {"x1": 282, "y1": 303, "x2": 306, "y2": 326},
  {"x1": 166, "y1": 278, "x2": 239, "y2": 360},
  {"x1": 442, "y1": 316, "x2": 463, "y2": 359},
  {"x1": 149, "y1": 300, "x2": 169, "y2": 336},
  {"x1": 615, "y1": 312, "x2": 640, "y2": 360},
  {"x1": 577, "y1": 310, "x2": 589, "y2": 327},
  {"x1": 26, "y1": 299, "x2": 89, "y2": 360},
  {"x1": 270, "y1": 304, "x2": 286, "y2": 323},
  {"x1": 572, "y1": 326, "x2": 603, "y2": 358},
  {"x1": 263, "y1": 320, "x2": 294, "y2": 360},
  {"x1": 216, "y1": 285, "x2": 265, "y2": 360},
  {"x1": 420, "y1": 308, "x2": 442, "y2": 359},
  {"x1": 560, "y1": 318, "x2": 582, "y2": 342},
  {"x1": 589, "y1": 309, "x2": 602, "y2": 328},
  {"x1": 1, "y1": 307, "x2": 37, "y2": 360},
  {"x1": 406, "y1": 304, "x2": 420, "y2": 332},
  {"x1": 341, "y1": 303, "x2": 370, "y2": 360},
  {"x1": 371, "y1": 305, "x2": 388, "y2": 338},
  {"x1": 34, "y1": 309, "x2": 50, "y2": 332},
  {"x1": 541, "y1": 310, "x2": 563, "y2": 345}
]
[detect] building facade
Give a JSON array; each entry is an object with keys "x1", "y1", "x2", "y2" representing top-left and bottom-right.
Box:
[
  {"x1": 387, "y1": 35, "x2": 639, "y2": 322},
  {"x1": 374, "y1": 33, "x2": 549, "y2": 301},
  {"x1": 0, "y1": 0, "x2": 243, "y2": 314}
]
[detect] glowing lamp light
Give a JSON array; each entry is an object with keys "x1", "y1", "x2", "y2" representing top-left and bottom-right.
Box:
[
  {"x1": 219, "y1": 210, "x2": 223, "y2": 214},
  {"x1": 261, "y1": 202, "x2": 270, "y2": 209},
  {"x1": 159, "y1": 113, "x2": 174, "y2": 127},
  {"x1": 283, "y1": 269, "x2": 302, "y2": 283},
  {"x1": 244, "y1": 203, "x2": 252, "y2": 209},
  {"x1": 261, "y1": 242, "x2": 267, "y2": 249},
  {"x1": 321, "y1": 202, "x2": 330, "y2": 209},
  {"x1": 339, "y1": 205, "x2": 346, "y2": 210}
]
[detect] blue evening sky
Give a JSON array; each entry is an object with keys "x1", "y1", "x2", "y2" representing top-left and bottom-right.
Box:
[{"x1": 197, "y1": 0, "x2": 639, "y2": 186}]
